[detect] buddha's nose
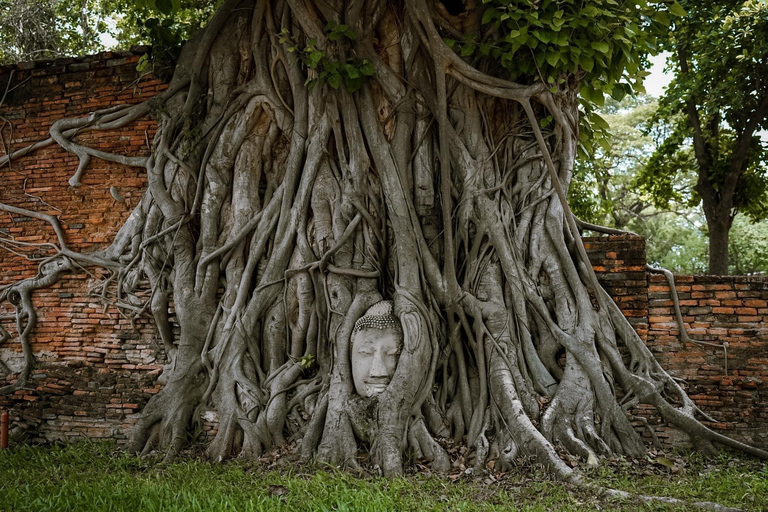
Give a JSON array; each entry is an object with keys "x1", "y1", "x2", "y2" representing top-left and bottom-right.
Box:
[{"x1": 369, "y1": 351, "x2": 389, "y2": 378}]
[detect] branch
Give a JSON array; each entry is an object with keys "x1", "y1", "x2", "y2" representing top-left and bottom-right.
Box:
[
  {"x1": 0, "y1": 202, "x2": 67, "y2": 250},
  {"x1": 645, "y1": 265, "x2": 730, "y2": 375},
  {"x1": 574, "y1": 217, "x2": 639, "y2": 237}
]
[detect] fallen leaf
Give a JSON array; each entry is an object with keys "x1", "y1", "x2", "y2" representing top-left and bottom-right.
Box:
[
  {"x1": 651, "y1": 456, "x2": 676, "y2": 469},
  {"x1": 269, "y1": 485, "x2": 289, "y2": 497}
]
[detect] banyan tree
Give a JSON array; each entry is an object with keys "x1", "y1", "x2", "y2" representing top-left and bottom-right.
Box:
[{"x1": 1, "y1": 0, "x2": 766, "y2": 480}]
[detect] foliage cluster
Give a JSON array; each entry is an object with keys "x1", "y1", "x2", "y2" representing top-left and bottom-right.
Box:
[
  {"x1": 280, "y1": 22, "x2": 376, "y2": 93},
  {"x1": 570, "y1": 96, "x2": 768, "y2": 275},
  {"x1": 469, "y1": 0, "x2": 682, "y2": 158},
  {"x1": 0, "y1": 0, "x2": 218, "y2": 71},
  {"x1": 0, "y1": 0, "x2": 108, "y2": 64},
  {"x1": 642, "y1": 0, "x2": 768, "y2": 222}
]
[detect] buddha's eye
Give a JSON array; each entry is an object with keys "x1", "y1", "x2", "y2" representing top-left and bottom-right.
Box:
[
  {"x1": 386, "y1": 349, "x2": 401, "y2": 356},
  {"x1": 357, "y1": 348, "x2": 374, "y2": 356}
]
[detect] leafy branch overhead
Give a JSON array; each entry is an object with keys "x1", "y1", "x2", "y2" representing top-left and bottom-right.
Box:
[{"x1": 441, "y1": 0, "x2": 682, "y2": 158}]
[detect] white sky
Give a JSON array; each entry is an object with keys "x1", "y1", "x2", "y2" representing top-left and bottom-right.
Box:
[
  {"x1": 644, "y1": 52, "x2": 673, "y2": 98},
  {"x1": 99, "y1": 18, "x2": 119, "y2": 49}
]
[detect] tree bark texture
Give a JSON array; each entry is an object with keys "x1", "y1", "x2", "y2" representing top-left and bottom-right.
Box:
[
  {"x1": 705, "y1": 213, "x2": 732, "y2": 276},
  {"x1": 1, "y1": 0, "x2": 766, "y2": 477}
]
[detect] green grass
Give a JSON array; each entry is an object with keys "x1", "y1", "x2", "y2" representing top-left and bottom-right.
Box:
[{"x1": 0, "y1": 442, "x2": 765, "y2": 511}]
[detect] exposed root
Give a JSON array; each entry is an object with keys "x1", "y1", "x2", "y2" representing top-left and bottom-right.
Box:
[{"x1": 1, "y1": 0, "x2": 764, "y2": 489}]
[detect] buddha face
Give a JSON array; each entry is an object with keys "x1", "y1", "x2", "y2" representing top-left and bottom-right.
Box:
[{"x1": 352, "y1": 326, "x2": 402, "y2": 397}]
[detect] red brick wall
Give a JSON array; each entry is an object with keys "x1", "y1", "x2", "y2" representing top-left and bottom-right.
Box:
[
  {"x1": 0, "y1": 51, "x2": 165, "y2": 443},
  {"x1": 643, "y1": 274, "x2": 768, "y2": 449},
  {"x1": 583, "y1": 235, "x2": 649, "y2": 340},
  {"x1": 0, "y1": 54, "x2": 765, "y2": 452},
  {"x1": 585, "y1": 236, "x2": 768, "y2": 450}
]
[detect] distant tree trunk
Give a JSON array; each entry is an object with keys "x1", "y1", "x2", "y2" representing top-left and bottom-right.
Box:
[
  {"x1": 705, "y1": 211, "x2": 732, "y2": 275},
  {"x1": 695, "y1": 158, "x2": 736, "y2": 276}
]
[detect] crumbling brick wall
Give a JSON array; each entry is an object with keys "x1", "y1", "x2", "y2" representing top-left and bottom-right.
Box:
[
  {"x1": 0, "y1": 53, "x2": 765, "y2": 451},
  {"x1": 0, "y1": 51, "x2": 164, "y2": 443},
  {"x1": 642, "y1": 274, "x2": 768, "y2": 449},
  {"x1": 584, "y1": 235, "x2": 768, "y2": 449},
  {"x1": 582, "y1": 234, "x2": 649, "y2": 340}
]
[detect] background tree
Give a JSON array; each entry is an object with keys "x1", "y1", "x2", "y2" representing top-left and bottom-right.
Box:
[
  {"x1": 573, "y1": 93, "x2": 768, "y2": 276},
  {"x1": 0, "y1": 0, "x2": 216, "y2": 66},
  {"x1": 571, "y1": 97, "x2": 711, "y2": 274},
  {"x1": 641, "y1": 0, "x2": 768, "y2": 274},
  {"x1": 570, "y1": 96, "x2": 660, "y2": 231},
  {"x1": 0, "y1": 0, "x2": 108, "y2": 63},
  {"x1": 1, "y1": 0, "x2": 766, "y2": 484}
]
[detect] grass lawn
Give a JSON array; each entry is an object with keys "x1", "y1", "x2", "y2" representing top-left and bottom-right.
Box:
[{"x1": 0, "y1": 442, "x2": 765, "y2": 511}]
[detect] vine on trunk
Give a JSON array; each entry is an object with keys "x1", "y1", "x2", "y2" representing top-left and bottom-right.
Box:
[{"x1": 1, "y1": 0, "x2": 766, "y2": 483}]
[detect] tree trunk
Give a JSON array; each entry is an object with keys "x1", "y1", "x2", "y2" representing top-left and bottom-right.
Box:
[
  {"x1": 707, "y1": 215, "x2": 732, "y2": 275},
  {"x1": 1, "y1": 0, "x2": 766, "y2": 478}
]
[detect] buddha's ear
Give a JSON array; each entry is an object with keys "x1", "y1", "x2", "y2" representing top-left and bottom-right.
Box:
[{"x1": 400, "y1": 311, "x2": 421, "y2": 353}]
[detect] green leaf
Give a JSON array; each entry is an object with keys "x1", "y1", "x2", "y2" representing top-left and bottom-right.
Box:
[
  {"x1": 591, "y1": 41, "x2": 610, "y2": 54},
  {"x1": 136, "y1": 54, "x2": 150, "y2": 73},
  {"x1": 655, "y1": 11, "x2": 671, "y2": 26},
  {"x1": 343, "y1": 26, "x2": 357, "y2": 41},
  {"x1": 323, "y1": 60, "x2": 338, "y2": 73},
  {"x1": 546, "y1": 52, "x2": 560, "y2": 67},
  {"x1": 359, "y1": 60, "x2": 375, "y2": 76},
  {"x1": 482, "y1": 8, "x2": 497, "y2": 25},
  {"x1": 668, "y1": 2, "x2": 686, "y2": 17},
  {"x1": 327, "y1": 73, "x2": 341, "y2": 89},
  {"x1": 651, "y1": 456, "x2": 677, "y2": 469},
  {"x1": 580, "y1": 85, "x2": 605, "y2": 106},
  {"x1": 461, "y1": 44, "x2": 476, "y2": 57},
  {"x1": 591, "y1": 113, "x2": 610, "y2": 130},
  {"x1": 538, "y1": 30, "x2": 553, "y2": 43},
  {"x1": 344, "y1": 75, "x2": 365, "y2": 92},
  {"x1": 154, "y1": 0, "x2": 173, "y2": 15},
  {"x1": 307, "y1": 51, "x2": 323, "y2": 69},
  {"x1": 344, "y1": 64, "x2": 360, "y2": 79}
]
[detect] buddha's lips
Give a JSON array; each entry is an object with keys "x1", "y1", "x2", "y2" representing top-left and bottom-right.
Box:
[{"x1": 365, "y1": 380, "x2": 390, "y2": 390}]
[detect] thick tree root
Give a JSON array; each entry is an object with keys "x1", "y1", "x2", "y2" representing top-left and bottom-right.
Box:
[{"x1": 591, "y1": 485, "x2": 745, "y2": 512}]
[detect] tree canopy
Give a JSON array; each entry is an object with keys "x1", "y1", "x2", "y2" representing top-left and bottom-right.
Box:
[
  {"x1": 0, "y1": 0, "x2": 217, "y2": 65},
  {"x1": 0, "y1": 0, "x2": 108, "y2": 62},
  {"x1": 571, "y1": 96, "x2": 768, "y2": 275},
  {"x1": 641, "y1": 0, "x2": 768, "y2": 274}
]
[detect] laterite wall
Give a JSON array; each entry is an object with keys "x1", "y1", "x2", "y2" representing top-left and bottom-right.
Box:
[
  {"x1": 0, "y1": 53, "x2": 766, "y2": 451},
  {"x1": 642, "y1": 274, "x2": 768, "y2": 448}
]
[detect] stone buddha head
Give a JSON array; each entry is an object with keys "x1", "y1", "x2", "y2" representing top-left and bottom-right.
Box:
[{"x1": 351, "y1": 300, "x2": 403, "y2": 397}]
